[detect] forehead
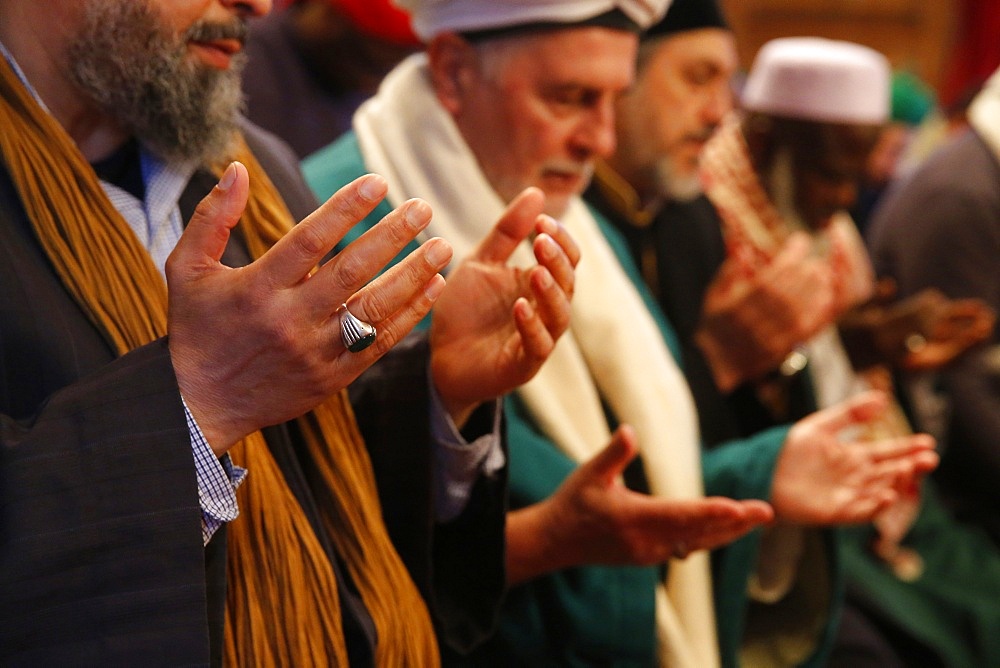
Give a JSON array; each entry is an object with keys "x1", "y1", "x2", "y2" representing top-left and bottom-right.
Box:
[
  {"x1": 645, "y1": 28, "x2": 737, "y2": 73},
  {"x1": 486, "y1": 26, "x2": 638, "y2": 90},
  {"x1": 788, "y1": 120, "x2": 882, "y2": 174}
]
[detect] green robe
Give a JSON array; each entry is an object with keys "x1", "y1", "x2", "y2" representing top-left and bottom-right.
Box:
[{"x1": 304, "y1": 132, "x2": 843, "y2": 667}]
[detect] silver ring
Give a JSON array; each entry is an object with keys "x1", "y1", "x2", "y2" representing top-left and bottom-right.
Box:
[
  {"x1": 905, "y1": 333, "x2": 928, "y2": 354},
  {"x1": 339, "y1": 303, "x2": 376, "y2": 353}
]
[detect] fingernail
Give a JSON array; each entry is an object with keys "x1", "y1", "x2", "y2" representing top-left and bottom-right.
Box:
[
  {"x1": 536, "y1": 267, "x2": 553, "y2": 288},
  {"x1": 538, "y1": 234, "x2": 557, "y2": 259},
  {"x1": 538, "y1": 215, "x2": 558, "y2": 236},
  {"x1": 359, "y1": 174, "x2": 384, "y2": 200},
  {"x1": 218, "y1": 162, "x2": 238, "y2": 191},
  {"x1": 425, "y1": 238, "x2": 452, "y2": 266},
  {"x1": 405, "y1": 199, "x2": 432, "y2": 227},
  {"x1": 425, "y1": 274, "x2": 446, "y2": 300}
]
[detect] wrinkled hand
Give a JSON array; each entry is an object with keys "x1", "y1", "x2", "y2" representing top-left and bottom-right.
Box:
[
  {"x1": 695, "y1": 232, "x2": 836, "y2": 391},
  {"x1": 505, "y1": 426, "x2": 775, "y2": 585},
  {"x1": 771, "y1": 390, "x2": 938, "y2": 525},
  {"x1": 430, "y1": 188, "x2": 578, "y2": 426},
  {"x1": 168, "y1": 165, "x2": 452, "y2": 455},
  {"x1": 841, "y1": 282, "x2": 995, "y2": 371}
]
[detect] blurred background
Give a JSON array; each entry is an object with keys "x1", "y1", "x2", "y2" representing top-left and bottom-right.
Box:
[{"x1": 720, "y1": 0, "x2": 998, "y2": 116}]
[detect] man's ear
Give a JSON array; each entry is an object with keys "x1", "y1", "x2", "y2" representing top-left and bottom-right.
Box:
[{"x1": 427, "y1": 33, "x2": 478, "y2": 115}]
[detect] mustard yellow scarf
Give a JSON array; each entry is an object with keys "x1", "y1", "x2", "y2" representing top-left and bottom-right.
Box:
[{"x1": 0, "y1": 55, "x2": 437, "y2": 667}]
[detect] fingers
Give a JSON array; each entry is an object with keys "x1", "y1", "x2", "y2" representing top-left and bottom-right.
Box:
[
  {"x1": 257, "y1": 174, "x2": 391, "y2": 288},
  {"x1": 473, "y1": 187, "x2": 547, "y2": 263},
  {"x1": 303, "y1": 198, "x2": 436, "y2": 318},
  {"x1": 804, "y1": 389, "x2": 890, "y2": 434},
  {"x1": 835, "y1": 489, "x2": 898, "y2": 525},
  {"x1": 533, "y1": 229, "x2": 576, "y2": 298},
  {"x1": 338, "y1": 272, "x2": 448, "y2": 364},
  {"x1": 864, "y1": 432, "x2": 936, "y2": 463},
  {"x1": 626, "y1": 496, "x2": 774, "y2": 561},
  {"x1": 536, "y1": 214, "x2": 581, "y2": 269},
  {"x1": 167, "y1": 162, "x2": 249, "y2": 277},
  {"x1": 518, "y1": 261, "x2": 571, "y2": 347},
  {"x1": 511, "y1": 295, "x2": 555, "y2": 365},
  {"x1": 331, "y1": 237, "x2": 453, "y2": 356}
]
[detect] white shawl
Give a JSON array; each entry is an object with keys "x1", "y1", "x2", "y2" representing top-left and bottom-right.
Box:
[{"x1": 354, "y1": 53, "x2": 719, "y2": 668}]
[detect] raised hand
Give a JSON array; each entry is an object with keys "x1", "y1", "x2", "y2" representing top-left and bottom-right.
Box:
[
  {"x1": 840, "y1": 282, "x2": 996, "y2": 371},
  {"x1": 695, "y1": 231, "x2": 837, "y2": 391},
  {"x1": 770, "y1": 390, "x2": 939, "y2": 525},
  {"x1": 167, "y1": 165, "x2": 453, "y2": 454},
  {"x1": 506, "y1": 426, "x2": 775, "y2": 585},
  {"x1": 430, "y1": 187, "x2": 579, "y2": 426}
]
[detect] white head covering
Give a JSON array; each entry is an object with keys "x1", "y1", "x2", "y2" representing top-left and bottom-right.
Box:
[
  {"x1": 394, "y1": 0, "x2": 672, "y2": 42},
  {"x1": 742, "y1": 37, "x2": 890, "y2": 125}
]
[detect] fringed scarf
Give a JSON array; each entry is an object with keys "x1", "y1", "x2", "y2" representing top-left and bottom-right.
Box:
[
  {"x1": 0, "y1": 55, "x2": 437, "y2": 667},
  {"x1": 354, "y1": 53, "x2": 720, "y2": 668},
  {"x1": 700, "y1": 114, "x2": 921, "y2": 580}
]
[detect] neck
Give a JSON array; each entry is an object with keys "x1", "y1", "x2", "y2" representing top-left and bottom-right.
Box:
[
  {"x1": 0, "y1": 11, "x2": 130, "y2": 161},
  {"x1": 604, "y1": 152, "x2": 659, "y2": 209}
]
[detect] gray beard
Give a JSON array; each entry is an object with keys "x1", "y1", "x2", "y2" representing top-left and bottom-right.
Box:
[
  {"x1": 653, "y1": 155, "x2": 704, "y2": 203},
  {"x1": 67, "y1": 0, "x2": 246, "y2": 164}
]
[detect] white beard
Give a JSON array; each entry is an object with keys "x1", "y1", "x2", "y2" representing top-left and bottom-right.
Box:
[{"x1": 654, "y1": 155, "x2": 704, "y2": 202}]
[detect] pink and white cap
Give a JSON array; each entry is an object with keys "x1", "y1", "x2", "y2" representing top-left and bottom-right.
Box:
[{"x1": 742, "y1": 37, "x2": 890, "y2": 125}]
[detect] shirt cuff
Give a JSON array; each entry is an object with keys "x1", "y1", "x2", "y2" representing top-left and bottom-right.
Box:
[
  {"x1": 183, "y1": 398, "x2": 246, "y2": 545},
  {"x1": 429, "y1": 379, "x2": 504, "y2": 523}
]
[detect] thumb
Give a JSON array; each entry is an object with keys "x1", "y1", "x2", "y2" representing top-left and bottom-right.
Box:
[
  {"x1": 582, "y1": 425, "x2": 640, "y2": 487},
  {"x1": 167, "y1": 161, "x2": 249, "y2": 278}
]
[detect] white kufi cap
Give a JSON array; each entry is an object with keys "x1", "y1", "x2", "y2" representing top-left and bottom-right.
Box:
[
  {"x1": 394, "y1": 0, "x2": 672, "y2": 42},
  {"x1": 742, "y1": 37, "x2": 890, "y2": 125}
]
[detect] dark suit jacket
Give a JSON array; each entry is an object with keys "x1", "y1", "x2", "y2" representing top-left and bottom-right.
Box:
[
  {"x1": 868, "y1": 129, "x2": 1000, "y2": 543},
  {"x1": 0, "y1": 121, "x2": 505, "y2": 665}
]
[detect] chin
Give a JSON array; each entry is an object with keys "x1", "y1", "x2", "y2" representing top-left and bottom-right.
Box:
[{"x1": 543, "y1": 196, "x2": 572, "y2": 219}]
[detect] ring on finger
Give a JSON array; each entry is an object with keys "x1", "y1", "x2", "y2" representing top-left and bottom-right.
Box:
[{"x1": 339, "y1": 303, "x2": 377, "y2": 353}]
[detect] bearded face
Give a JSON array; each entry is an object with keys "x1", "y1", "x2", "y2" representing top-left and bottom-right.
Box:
[{"x1": 67, "y1": 0, "x2": 248, "y2": 164}]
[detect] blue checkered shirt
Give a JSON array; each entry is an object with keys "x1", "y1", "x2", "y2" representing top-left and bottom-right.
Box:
[{"x1": 2, "y1": 42, "x2": 244, "y2": 545}]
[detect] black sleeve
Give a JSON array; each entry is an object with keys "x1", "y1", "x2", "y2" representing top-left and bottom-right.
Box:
[
  {"x1": 0, "y1": 340, "x2": 212, "y2": 665},
  {"x1": 348, "y1": 333, "x2": 508, "y2": 654}
]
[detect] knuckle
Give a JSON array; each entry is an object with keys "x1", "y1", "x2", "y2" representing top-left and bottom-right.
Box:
[
  {"x1": 330, "y1": 254, "x2": 368, "y2": 293},
  {"x1": 361, "y1": 291, "x2": 392, "y2": 323},
  {"x1": 293, "y1": 223, "x2": 331, "y2": 260}
]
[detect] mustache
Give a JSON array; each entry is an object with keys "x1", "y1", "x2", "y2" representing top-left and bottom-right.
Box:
[
  {"x1": 541, "y1": 160, "x2": 594, "y2": 178},
  {"x1": 684, "y1": 125, "x2": 719, "y2": 144},
  {"x1": 185, "y1": 19, "x2": 249, "y2": 45}
]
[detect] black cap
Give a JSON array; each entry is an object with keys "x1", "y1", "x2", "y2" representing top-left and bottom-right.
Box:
[{"x1": 643, "y1": 0, "x2": 728, "y2": 40}]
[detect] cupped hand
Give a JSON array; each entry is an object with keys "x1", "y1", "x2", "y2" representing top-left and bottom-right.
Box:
[
  {"x1": 167, "y1": 164, "x2": 453, "y2": 454},
  {"x1": 898, "y1": 293, "x2": 995, "y2": 370},
  {"x1": 841, "y1": 285, "x2": 996, "y2": 371},
  {"x1": 771, "y1": 390, "x2": 939, "y2": 526},
  {"x1": 505, "y1": 425, "x2": 774, "y2": 585},
  {"x1": 430, "y1": 187, "x2": 579, "y2": 426}
]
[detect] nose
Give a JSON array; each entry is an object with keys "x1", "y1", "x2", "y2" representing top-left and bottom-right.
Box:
[
  {"x1": 572, "y1": 98, "x2": 617, "y2": 160},
  {"x1": 221, "y1": 0, "x2": 271, "y2": 18},
  {"x1": 702, "y1": 83, "x2": 732, "y2": 126}
]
